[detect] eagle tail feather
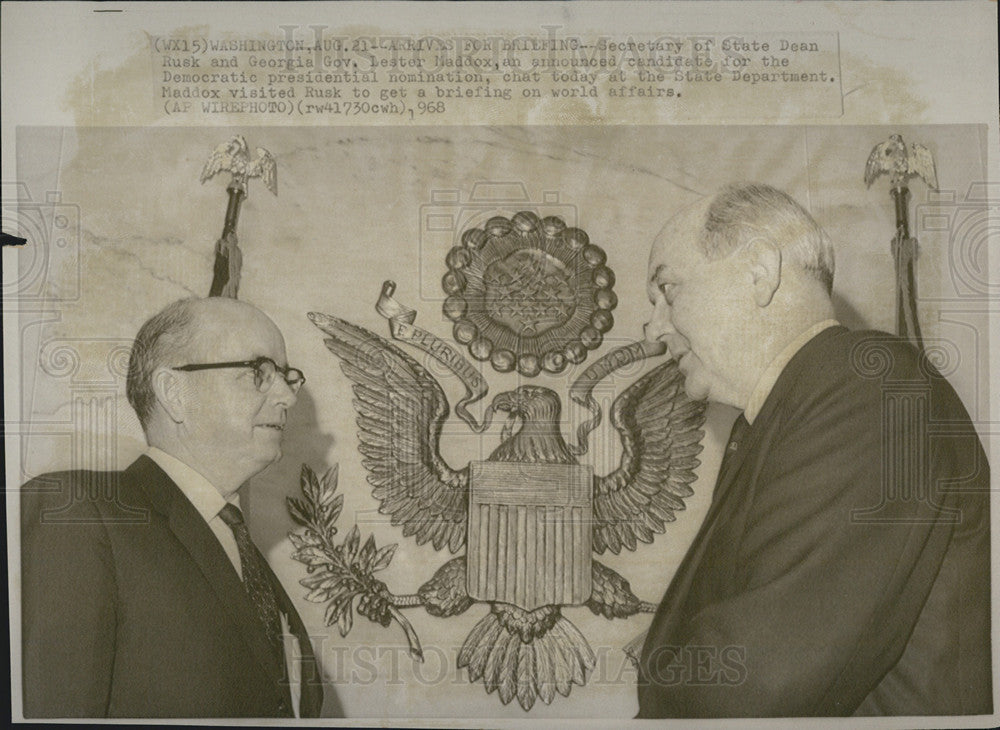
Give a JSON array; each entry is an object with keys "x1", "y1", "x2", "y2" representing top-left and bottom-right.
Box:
[{"x1": 457, "y1": 606, "x2": 595, "y2": 711}]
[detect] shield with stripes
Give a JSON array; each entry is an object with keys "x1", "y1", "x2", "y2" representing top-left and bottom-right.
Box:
[{"x1": 466, "y1": 461, "x2": 593, "y2": 611}]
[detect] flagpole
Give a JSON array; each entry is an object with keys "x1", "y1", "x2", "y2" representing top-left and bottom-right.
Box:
[
  {"x1": 864, "y1": 134, "x2": 937, "y2": 353},
  {"x1": 200, "y1": 136, "x2": 277, "y2": 298}
]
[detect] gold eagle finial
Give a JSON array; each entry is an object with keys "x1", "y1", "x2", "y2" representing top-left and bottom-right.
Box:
[{"x1": 865, "y1": 133, "x2": 938, "y2": 190}]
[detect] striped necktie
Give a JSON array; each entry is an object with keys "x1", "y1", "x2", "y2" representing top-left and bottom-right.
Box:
[{"x1": 218, "y1": 503, "x2": 293, "y2": 712}]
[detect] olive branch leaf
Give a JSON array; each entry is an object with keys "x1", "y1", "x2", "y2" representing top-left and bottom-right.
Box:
[{"x1": 287, "y1": 463, "x2": 423, "y2": 660}]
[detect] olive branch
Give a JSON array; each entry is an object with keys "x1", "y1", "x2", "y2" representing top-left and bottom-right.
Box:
[{"x1": 286, "y1": 464, "x2": 424, "y2": 660}]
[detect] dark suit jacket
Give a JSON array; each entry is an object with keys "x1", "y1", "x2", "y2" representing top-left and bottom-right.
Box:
[
  {"x1": 637, "y1": 327, "x2": 991, "y2": 717},
  {"x1": 21, "y1": 455, "x2": 325, "y2": 718}
]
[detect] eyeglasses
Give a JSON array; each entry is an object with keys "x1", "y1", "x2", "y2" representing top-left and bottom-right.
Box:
[{"x1": 173, "y1": 356, "x2": 305, "y2": 393}]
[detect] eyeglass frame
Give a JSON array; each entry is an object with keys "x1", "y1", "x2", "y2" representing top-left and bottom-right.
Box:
[{"x1": 172, "y1": 356, "x2": 306, "y2": 393}]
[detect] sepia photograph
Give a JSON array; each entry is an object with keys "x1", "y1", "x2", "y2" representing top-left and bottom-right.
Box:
[{"x1": 3, "y1": 2, "x2": 997, "y2": 726}]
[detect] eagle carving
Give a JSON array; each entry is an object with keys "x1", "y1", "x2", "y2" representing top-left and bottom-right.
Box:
[
  {"x1": 864, "y1": 133, "x2": 938, "y2": 190},
  {"x1": 295, "y1": 311, "x2": 706, "y2": 710},
  {"x1": 200, "y1": 134, "x2": 277, "y2": 196}
]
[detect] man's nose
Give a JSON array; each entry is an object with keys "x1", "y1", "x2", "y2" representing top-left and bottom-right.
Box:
[
  {"x1": 643, "y1": 301, "x2": 676, "y2": 343},
  {"x1": 270, "y1": 377, "x2": 298, "y2": 408}
]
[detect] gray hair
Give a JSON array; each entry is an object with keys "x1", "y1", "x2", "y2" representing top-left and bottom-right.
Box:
[
  {"x1": 701, "y1": 182, "x2": 835, "y2": 293},
  {"x1": 126, "y1": 298, "x2": 201, "y2": 432}
]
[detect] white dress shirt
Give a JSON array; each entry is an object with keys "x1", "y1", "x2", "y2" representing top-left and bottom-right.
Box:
[
  {"x1": 145, "y1": 447, "x2": 302, "y2": 717},
  {"x1": 744, "y1": 319, "x2": 841, "y2": 424}
]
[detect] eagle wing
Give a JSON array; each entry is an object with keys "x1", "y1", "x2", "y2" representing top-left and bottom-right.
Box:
[
  {"x1": 908, "y1": 142, "x2": 938, "y2": 190},
  {"x1": 308, "y1": 312, "x2": 469, "y2": 553},
  {"x1": 253, "y1": 148, "x2": 278, "y2": 195},
  {"x1": 593, "y1": 358, "x2": 706, "y2": 554},
  {"x1": 200, "y1": 136, "x2": 245, "y2": 184},
  {"x1": 864, "y1": 140, "x2": 891, "y2": 187}
]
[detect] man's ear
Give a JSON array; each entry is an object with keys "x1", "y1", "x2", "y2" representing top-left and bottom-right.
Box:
[
  {"x1": 151, "y1": 367, "x2": 186, "y2": 424},
  {"x1": 747, "y1": 239, "x2": 782, "y2": 307}
]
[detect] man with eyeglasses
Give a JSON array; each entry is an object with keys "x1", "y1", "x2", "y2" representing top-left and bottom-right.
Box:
[{"x1": 20, "y1": 297, "x2": 325, "y2": 718}]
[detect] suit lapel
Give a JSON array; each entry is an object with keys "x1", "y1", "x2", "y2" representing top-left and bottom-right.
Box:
[
  {"x1": 709, "y1": 327, "x2": 847, "y2": 503},
  {"x1": 639, "y1": 454, "x2": 737, "y2": 709},
  {"x1": 710, "y1": 417, "x2": 763, "y2": 505},
  {"x1": 125, "y1": 456, "x2": 286, "y2": 693},
  {"x1": 641, "y1": 326, "x2": 848, "y2": 688},
  {"x1": 646, "y1": 416, "x2": 760, "y2": 622}
]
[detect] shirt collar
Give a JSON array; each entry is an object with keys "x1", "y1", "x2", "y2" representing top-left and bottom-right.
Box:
[
  {"x1": 744, "y1": 319, "x2": 840, "y2": 424},
  {"x1": 145, "y1": 447, "x2": 240, "y2": 522}
]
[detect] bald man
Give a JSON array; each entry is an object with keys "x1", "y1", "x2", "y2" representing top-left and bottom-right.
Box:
[
  {"x1": 21, "y1": 297, "x2": 325, "y2": 718},
  {"x1": 637, "y1": 184, "x2": 990, "y2": 717}
]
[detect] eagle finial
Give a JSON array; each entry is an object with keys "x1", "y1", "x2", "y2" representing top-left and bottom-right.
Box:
[
  {"x1": 200, "y1": 135, "x2": 277, "y2": 197},
  {"x1": 865, "y1": 133, "x2": 938, "y2": 190}
]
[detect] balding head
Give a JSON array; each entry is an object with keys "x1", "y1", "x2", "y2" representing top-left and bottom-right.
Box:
[
  {"x1": 645, "y1": 183, "x2": 837, "y2": 408},
  {"x1": 700, "y1": 183, "x2": 835, "y2": 293},
  {"x1": 127, "y1": 296, "x2": 297, "y2": 493},
  {"x1": 126, "y1": 297, "x2": 285, "y2": 432},
  {"x1": 127, "y1": 298, "x2": 200, "y2": 431}
]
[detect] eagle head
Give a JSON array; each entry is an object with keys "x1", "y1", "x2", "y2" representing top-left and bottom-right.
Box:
[
  {"x1": 230, "y1": 135, "x2": 250, "y2": 155},
  {"x1": 492, "y1": 385, "x2": 560, "y2": 417},
  {"x1": 489, "y1": 386, "x2": 574, "y2": 464}
]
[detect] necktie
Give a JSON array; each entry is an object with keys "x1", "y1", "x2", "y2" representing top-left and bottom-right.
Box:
[{"x1": 218, "y1": 503, "x2": 293, "y2": 711}]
